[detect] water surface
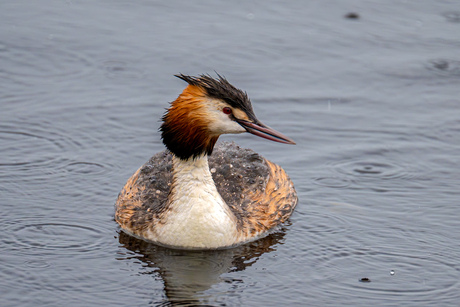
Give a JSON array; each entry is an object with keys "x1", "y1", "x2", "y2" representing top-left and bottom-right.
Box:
[{"x1": 1, "y1": 1, "x2": 460, "y2": 306}]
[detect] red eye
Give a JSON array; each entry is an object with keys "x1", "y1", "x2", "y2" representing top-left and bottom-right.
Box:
[{"x1": 223, "y1": 107, "x2": 232, "y2": 115}]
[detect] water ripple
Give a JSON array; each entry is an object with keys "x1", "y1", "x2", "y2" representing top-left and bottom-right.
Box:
[
  {"x1": 443, "y1": 11, "x2": 460, "y2": 23},
  {"x1": 299, "y1": 208, "x2": 352, "y2": 235},
  {"x1": 0, "y1": 121, "x2": 81, "y2": 171},
  {"x1": 313, "y1": 250, "x2": 459, "y2": 299},
  {"x1": 101, "y1": 60, "x2": 145, "y2": 80},
  {"x1": 24, "y1": 259, "x2": 51, "y2": 269},
  {"x1": 382, "y1": 57, "x2": 460, "y2": 80},
  {"x1": 197, "y1": 45, "x2": 283, "y2": 69},
  {"x1": 3, "y1": 217, "x2": 106, "y2": 253},
  {"x1": 426, "y1": 59, "x2": 460, "y2": 77},
  {"x1": 0, "y1": 42, "x2": 93, "y2": 80},
  {"x1": 312, "y1": 176, "x2": 352, "y2": 188},
  {"x1": 331, "y1": 159, "x2": 409, "y2": 180},
  {"x1": 0, "y1": 120, "x2": 112, "y2": 179},
  {"x1": 61, "y1": 161, "x2": 109, "y2": 175}
]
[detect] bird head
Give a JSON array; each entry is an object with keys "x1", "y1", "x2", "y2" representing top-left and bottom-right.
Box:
[{"x1": 160, "y1": 74, "x2": 295, "y2": 160}]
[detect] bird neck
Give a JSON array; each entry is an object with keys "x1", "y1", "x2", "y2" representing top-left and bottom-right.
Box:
[
  {"x1": 160, "y1": 85, "x2": 219, "y2": 160},
  {"x1": 171, "y1": 154, "x2": 216, "y2": 191}
]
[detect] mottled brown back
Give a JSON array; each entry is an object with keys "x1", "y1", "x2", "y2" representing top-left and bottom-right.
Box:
[{"x1": 115, "y1": 142, "x2": 297, "y2": 238}]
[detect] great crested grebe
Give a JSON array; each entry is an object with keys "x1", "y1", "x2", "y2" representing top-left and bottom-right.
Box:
[{"x1": 115, "y1": 74, "x2": 297, "y2": 250}]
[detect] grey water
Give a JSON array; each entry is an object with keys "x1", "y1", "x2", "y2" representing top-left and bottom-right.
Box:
[{"x1": 1, "y1": 0, "x2": 460, "y2": 306}]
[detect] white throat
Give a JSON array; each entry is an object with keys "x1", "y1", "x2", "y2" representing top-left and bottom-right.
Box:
[{"x1": 150, "y1": 154, "x2": 238, "y2": 249}]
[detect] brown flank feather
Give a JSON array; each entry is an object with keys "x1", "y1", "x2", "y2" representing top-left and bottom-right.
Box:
[
  {"x1": 115, "y1": 142, "x2": 297, "y2": 244},
  {"x1": 231, "y1": 159, "x2": 297, "y2": 238}
]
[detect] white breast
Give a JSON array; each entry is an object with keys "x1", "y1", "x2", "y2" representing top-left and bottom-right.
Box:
[{"x1": 146, "y1": 154, "x2": 239, "y2": 249}]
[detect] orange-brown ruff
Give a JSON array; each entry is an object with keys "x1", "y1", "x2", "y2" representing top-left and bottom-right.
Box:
[{"x1": 115, "y1": 74, "x2": 297, "y2": 249}]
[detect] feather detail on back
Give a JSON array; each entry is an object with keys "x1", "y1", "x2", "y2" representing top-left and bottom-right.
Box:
[{"x1": 115, "y1": 142, "x2": 297, "y2": 245}]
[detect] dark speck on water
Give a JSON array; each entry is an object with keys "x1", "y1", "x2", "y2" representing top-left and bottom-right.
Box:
[
  {"x1": 345, "y1": 12, "x2": 360, "y2": 19},
  {"x1": 1, "y1": 1, "x2": 460, "y2": 306}
]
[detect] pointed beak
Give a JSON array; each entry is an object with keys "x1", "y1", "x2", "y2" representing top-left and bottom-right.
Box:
[{"x1": 236, "y1": 119, "x2": 296, "y2": 145}]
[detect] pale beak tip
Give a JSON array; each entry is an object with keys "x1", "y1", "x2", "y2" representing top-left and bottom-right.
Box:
[{"x1": 285, "y1": 138, "x2": 296, "y2": 145}]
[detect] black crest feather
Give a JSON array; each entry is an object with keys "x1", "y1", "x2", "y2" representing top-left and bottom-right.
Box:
[{"x1": 175, "y1": 73, "x2": 256, "y2": 120}]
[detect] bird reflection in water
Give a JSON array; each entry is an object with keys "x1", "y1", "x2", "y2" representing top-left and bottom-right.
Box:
[{"x1": 117, "y1": 226, "x2": 289, "y2": 306}]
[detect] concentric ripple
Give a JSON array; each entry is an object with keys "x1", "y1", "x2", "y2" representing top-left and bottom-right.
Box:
[
  {"x1": 0, "y1": 42, "x2": 93, "y2": 80},
  {"x1": 313, "y1": 251, "x2": 459, "y2": 300},
  {"x1": 0, "y1": 119, "x2": 112, "y2": 179},
  {"x1": 0, "y1": 121, "x2": 81, "y2": 172},
  {"x1": 6, "y1": 218, "x2": 106, "y2": 253},
  {"x1": 298, "y1": 205, "x2": 354, "y2": 235},
  {"x1": 62, "y1": 161, "x2": 108, "y2": 175},
  {"x1": 24, "y1": 259, "x2": 51, "y2": 269},
  {"x1": 312, "y1": 176, "x2": 352, "y2": 188},
  {"x1": 332, "y1": 159, "x2": 409, "y2": 180}
]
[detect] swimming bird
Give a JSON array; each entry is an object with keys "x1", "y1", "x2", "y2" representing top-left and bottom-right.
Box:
[{"x1": 115, "y1": 74, "x2": 297, "y2": 250}]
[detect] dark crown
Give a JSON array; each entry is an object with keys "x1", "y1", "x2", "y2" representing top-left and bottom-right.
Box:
[{"x1": 175, "y1": 74, "x2": 256, "y2": 120}]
